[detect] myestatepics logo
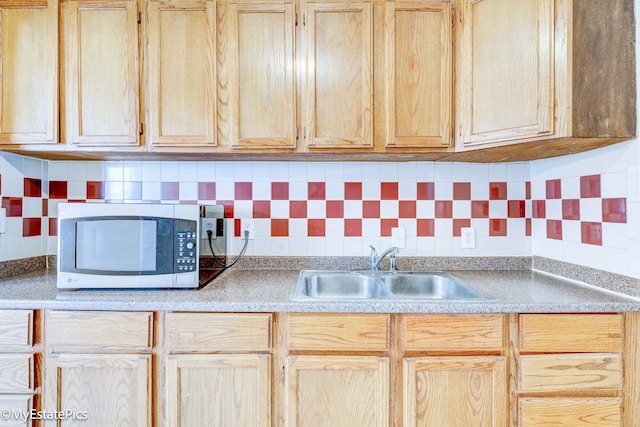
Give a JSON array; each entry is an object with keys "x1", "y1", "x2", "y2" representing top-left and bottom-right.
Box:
[{"x1": 0, "y1": 408, "x2": 89, "y2": 421}]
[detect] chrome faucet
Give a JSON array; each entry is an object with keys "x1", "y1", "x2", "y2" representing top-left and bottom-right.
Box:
[{"x1": 369, "y1": 246, "x2": 399, "y2": 271}]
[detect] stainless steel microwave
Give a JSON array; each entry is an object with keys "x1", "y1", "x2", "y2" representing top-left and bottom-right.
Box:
[{"x1": 57, "y1": 203, "x2": 225, "y2": 289}]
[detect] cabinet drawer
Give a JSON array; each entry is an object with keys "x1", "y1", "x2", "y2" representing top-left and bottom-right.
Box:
[
  {"x1": 0, "y1": 355, "x2": 33, "y2": 393},
  {"x1": 288, "y1": 314, "x2": 389, "y2": 352},
  {"x1": 519, "y1": 354, "x2": 622, "y2": 393},
  {"x1": 166, "y1": 313, "x2": 272, "y2": 352},
  {"x1": 0, "y1": 310, "x2": 33, "y2": 347},
  {"x1": 0, "y1": 395, "x2": 32, "y2": 425},
  {"x1": 519, "y1": 314, "x2": 622, "y2": 353},
  {"x1": 403, "y1": 314, "x2": 504, "y2": 353},
  {"x1": 47, "y1": 311, "x2": 152, "y2": 352},
  {"x1": 519, "y1": 397, "x2": 621, "y2": 426}
]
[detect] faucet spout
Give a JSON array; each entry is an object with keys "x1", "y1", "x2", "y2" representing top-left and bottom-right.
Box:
[{"x1": 371, "y1": 246, "x2": 399, "y2": 271}]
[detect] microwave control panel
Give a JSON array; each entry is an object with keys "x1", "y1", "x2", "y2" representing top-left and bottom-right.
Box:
[{"x1": 175, "y1": 219, "x2": 198, "y2": 273}]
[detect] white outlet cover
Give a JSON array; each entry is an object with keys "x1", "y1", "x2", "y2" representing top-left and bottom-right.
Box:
[
  {"x1": 460, "y1": 227, "x2": 476, "y2": 249},
  {"x1": 391, "y1": 227, "x2": 406, "y2": 248}
]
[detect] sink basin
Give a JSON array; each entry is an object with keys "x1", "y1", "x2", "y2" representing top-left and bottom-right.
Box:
[{"x1": 291, "y1": 270, "x2": 494, "y2": 301}]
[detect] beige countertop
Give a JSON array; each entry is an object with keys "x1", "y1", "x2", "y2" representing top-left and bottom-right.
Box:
[{"x1": 0, "y1": 265, "x2": 638, "y2": 313}]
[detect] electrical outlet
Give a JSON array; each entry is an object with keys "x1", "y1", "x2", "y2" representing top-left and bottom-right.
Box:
[
  {"x1": 201, "y1": 218, "x2": 217, "y2": 238},
  {"x1": 391, "y1": 227, "x2": 406, "y2": 248},
  {"x1": 0, "y1": 208, "x2": 5, "y2": 234},
  {"x1": 241, "y1": 218, "x2": 254, "y2": 239},
  {"x1": 461, "y1": 227, "x2": 476, "y2": 249}
]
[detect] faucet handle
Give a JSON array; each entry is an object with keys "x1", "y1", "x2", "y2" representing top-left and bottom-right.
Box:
[
  {"x1": 388, "y1": 251, "x2": 397, "y2": 272},
  {"x1": 369, "y1": 245, "x2": 377, "y2": 270}
]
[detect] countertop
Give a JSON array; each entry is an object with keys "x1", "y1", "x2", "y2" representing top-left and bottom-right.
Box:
[{"x1": 1, "y1": 265, "x2": 639, "y2": 313}]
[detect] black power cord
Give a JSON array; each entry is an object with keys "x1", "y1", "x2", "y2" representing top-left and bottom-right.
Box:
[{"x1": 207, "y1": 228, "x2": 249, "y2": 270}]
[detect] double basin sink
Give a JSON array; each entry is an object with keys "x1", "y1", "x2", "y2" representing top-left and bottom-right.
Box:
[{"x1": 291, "y1": 270, "x2": 494, "y2": 301}]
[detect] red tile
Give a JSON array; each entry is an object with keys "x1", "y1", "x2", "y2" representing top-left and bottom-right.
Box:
[
  {"x1": 399, "y1": 201, "x2": 416, "y2": 218},
  {"x1": 124, "y1": 181, "x2": 142, "y2": 200},
  {"x1": 526, "y1": 181, "x2": 531, "y2": 200},
  {"x1": 490, "y1": 182, "x2": 507, "y2": 200},
  {"x1": 580, "y1": 175, "x2": 601, "y2": 198},
  {"x1": 161, "y1": 182, "x2": 179, "y2": 200},
  {"x1": 526, "y1": 218, "x2": 532, "y2": 236},
  {"x1": 42, "y1": 199, "x2": 48, "y2": 217},
  {"x1": 2, "y1": 197, "x2": 22, "y2": 217},
  {"x1": 602, "y1": 198, "x2": 627, "y2": 223},
  {"x1": 198, "y1": 182, "x2": 216, "y2": 200},
  {"x1": 24, "y1": 178, "x2": 42, "y2": 197},
  {"x1": 272, "y1": 182, "x2": 289, "y2": 200},
  {"x1": 490, "y1": 219, "x2": 507, "y2": 236},
  {"x1": 363, "y1": 201, "x2": 380, "y2": 218},
  {"x1": 434, "y1": 201, "x2": 452, "y2": 218},
  {"x1": 417, "y1": 182, "x2": 435, "y2": 200},
  {"x1": 235, "y1": 182, "x2": 252, "y2": 200},
  {"x1": 217, "y1": 200, "x2": 234, "y2": 218},
  {"x1": 48, "y1": 217, "x2": 57, "y2": 236},
  {"x1": 381, "y1": 182, "x2": 398, "y2": 200},
  {"x1": 344, "y1": 219, "x2": 362, "y2": 237},
  {"x1": 545, "y1": 179, "x2": 561, "y2": 199},
  {"x1": 508, "y1": 200, "x2": 526, "y2": 218},
  {"x1": 23, "y1": 218, "x2": 41, "y2": 237},
  {"x1": 562, "y1": 199, "x2": 580, "y2": 220},
  {"x1": 453, "y1": 219, "x2": 470, "y2": 237},
  {"x1": 271, "y1": 219, "x2": 289, "y2": 237},
  {"x1": 417, "y1": 219, "x2": 434, "y2": 237},
  {"x1": 290, "y1": 201, "x2": 307, "y2": 218},
  {"x1": 381, "y1": 219, "x2": 398, "y2": 236},
  {"x1": 471, "y1": 201, "x2": 489, "y2": 218},
  {"x1": 87, "y1": 181, "x2": 105, "y2": 200},
  {"x1": 308, "y1": 219, "x2": 325, "y2": 237},
  {"x1": 234, "y1": 218, "x2": 241, "y2": 237},
  {"x1": 49, "y1": 181, "x2": 68, "y2": 199},
  {"x1": 546, "y1": 220, "x2": 563, "y2": 240},
  {"x1": 453, "y1": 182, "x2": 471, "y2": 200},
  {"x1": 326, "y1": 200, "x2": 344, "y2": 218},
  {"x1": 345, "y1": 182, "x2": 362, "y2": 200},
  {"x1": 253, "y1": 201, "x2": 271, "y2": 218},
  {"x1": 532, "y1": 200, "x2": 546, "y2": 218},
  {"x1": 581, "y1": 222, "x2": 603, "y2": 246},
  {"x1": 308, "y1": 182, "x2": 326, "y2": 200}
]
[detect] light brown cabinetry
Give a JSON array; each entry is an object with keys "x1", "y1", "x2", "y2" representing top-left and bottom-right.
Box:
[
  {"x1": 44, "y1": 310, "x2": 153, "y2": 426},
  {"x1": 516, "y1": 313, "x2": 626, "y2": 427},
  {"x1": 0, "y1": 0, "x2": 58, "y2": 145},
  {"x1": 162, "y1": 312, "x2": 272, "y2": 426},
  {"x1": 0, "y1": 310, "x2": 38, "y2": 427},
  {"x1": 455, "y1": 0, "x2": 635, "y2": 159},
  {"x1": 60, "y1": 0, "x2": 140, "y2": 146}
]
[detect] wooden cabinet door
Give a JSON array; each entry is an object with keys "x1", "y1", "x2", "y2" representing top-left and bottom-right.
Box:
[
  {"x1": 519, "y1": 397, "x2": 621, "y2": 427},
  {"x1": 45, "y1": 354, "x2": 151, "y2": 426},
  {"x1": 0, "y1": 0, "x2": 57, "y2": 144},
  {"x1": 455, "y1": 0, "x2": 554, "y2": 148},
  {"x1": 60, "y1": 0, "x2": 140, "y2": 146},
  {"x1": 165, "y1": 354, "x2": 271, "y2": 427},
  {"x1": 301, "y1": 0, "x2": 373, "y2": 150},
  {"x1": 403, "y1": 356, "x2": 506, "y2": 427},
  {"x1": 285, "y1": 355, "x2": 389, "y2": 427},
  {"x1": 216, "y1": 0, "x2": 296, "y2": 150},
  {"x1": 146, "y1": 0, "x2": 216, "y2": 147},
  {"x1": 384, "y1": 0, "x2": 451, "y2": 149}
]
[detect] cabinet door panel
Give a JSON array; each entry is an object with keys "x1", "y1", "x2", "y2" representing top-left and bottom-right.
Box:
[
  {"x1": 286, "y1": 355, "x2": 389, "y2": 427},
  {"x1": 385, "y1": 1, "x2": 451, "y2": 148},
  {"x1": 45, "y1": 354, "x2": 151, "y2": 427},
  {"x1": 519, "y1": 397, "x2": 621, "y2": 427},
  {"x1": 302, "y1": 1, "x2": 373, "y2": 149},
  {"x1": 61, "y1": 0, "x2": 139, "y2": 145},
  {"x1": 165, "y1": 354, "x2": 271, "y2": 427},
  {"x1": 404, "y1": 356, "x2": 506, "y2": 427},
  {"x1": 217, "y1": 2, "x2": 295, "y2": 149},
  {"x1": 0, "y1": 395, "x2": 32, "y2": 427},
  {"x1": 0, "y1": 0, "x2": 57, "y2": 143},
  {"x1": 456, "y1": 0, "x2": 554, "y2": 147},
  {"x1": 147, "y1": 0, "x2": 215, "y2": 146}
]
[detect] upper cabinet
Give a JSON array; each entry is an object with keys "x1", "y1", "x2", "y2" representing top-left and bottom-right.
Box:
[
  {"x1": 384, "y1": 0, "x2": 452, "y2": 150},
  {"x1": 60, "y1": 0, "x2": 140, "y2": 147},
  {"x1": 216, "y1": 0, "x2": 296, "y2": 150},
  {"x1": 0, "y1": 0, "x2": 57, "y2": 144},
  {"x1": 455, "y1": 0, "x2": 636, "y2": 159},
  {"x1": 146, "y1": 0, "x2": 217, "y2": 148}
]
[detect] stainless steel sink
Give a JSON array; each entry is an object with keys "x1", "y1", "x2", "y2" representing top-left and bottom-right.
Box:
[{"x1": 291, "y1": 270, "x2": 494, "y2": 301}]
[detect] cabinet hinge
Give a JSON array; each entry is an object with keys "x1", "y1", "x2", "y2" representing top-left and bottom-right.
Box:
[
  {"x1": 139, "y1": 122, "x2": 144, "y2": 135},
  {"x1": 281, "y1": 366, "x2": 285, "y2": 384},
  {"x1": 303, "y1": 127, "x2": 307, "y2": 139},
  {"x1": 295, "y1": 12, "x2": 298, "y2": 26},
  {"x1": 296, "y1": 127, "x2": 299, "y2": 140},
  {"x1": 138, "y1": 11, "x2": 141, "y2": 24},
  {"x1": 302, "y1": 13, "x2": 305, "y2": 26}
]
